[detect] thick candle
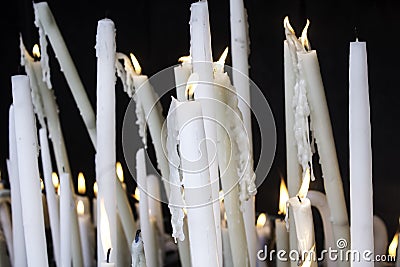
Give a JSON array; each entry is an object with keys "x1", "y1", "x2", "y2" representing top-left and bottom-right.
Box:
[
  {"x1": 12, "y1": 75, "x2": 49, "y2": 267},
  {"x1": 349, "y1": 41, "x2": 374, "y2": 267}
]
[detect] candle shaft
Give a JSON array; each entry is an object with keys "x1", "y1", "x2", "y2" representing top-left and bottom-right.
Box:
[
  {"x1": 349, "y1": 41, "x2": 374, "y2": 267},
  {"x1": 60, "y1": 172, "x2": 72, "y2": 267},
  {"x1": 275, "y1": 219, "x2": 290, "y2": 267}
]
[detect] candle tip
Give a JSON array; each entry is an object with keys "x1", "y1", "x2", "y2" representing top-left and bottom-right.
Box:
[
  {"x1": 135, "y1": 229, "x2": 142, "y2": 243},
  {"x1": 354, "y1": 26, "x2": 359, "y2": 42},
  {"x1": 106, "y1": 248, "x2": 112, "y2": 263}
]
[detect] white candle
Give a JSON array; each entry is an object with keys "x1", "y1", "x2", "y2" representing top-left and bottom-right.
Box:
[
  {"x1": 77, "y1": 200, "x2": 95, "y2": 267},
  {"x1": 0, "y1": 230, "x2": 11, "y2": 266},
  {"x1": 222, "y1": 227, "x2": 233, "y2": 267},
  {"x1": 174, "y1": 57, "x2": 192, "y2": 101},
  {"x1": 93, "y1": 182, "x2": 98, "y2": 227},
  {"x1": 33, "y1": 2, "x2": 97, "y2": 146},
  {"x1": 96, "y1": 18, "x2": 117, "y2": 264},
  {"x1": 286, "y1": 170, "x2": 317, "y2": 267},
  {"x1": 60, "y1": 172, "x2": 72, "y2": 267},
  {"x1": 174, "y1": 98, "x2": 219, "y2": 267},
  {"x1": 229, "y1": 2, "x2": 259, "y2": 264},
  {"x1": 275, "y1": 218, "x2": 290, "y2": 267},
  {"x1": 12, "y1": 75, "x2": 49, "y2": 267},
  {"x1": 131, "y1": 230, "x2": 147, "y2": 267},
  {"x1": 39, "y1": 128, "x2": 61, "y2": 266},
  {"x1": 0, "y1": 202, "x2": 13, "y2": 265},
  {"x1": 99, "y1": 200, "x2": 115, "y2": 267},
  {"x1": 213, "y1": 76, "x2": 249, "y2": 266},
  {"x1": 349, "y1": 40, "x2": 374, "y2": 267},
  {"x1": 77, "y1": 172, "x2": 91, "y2": 216},
  {"x1": 116, "y1": 213, "x2": 131, "y2": 267},
  {"x1": 307, "y1": 191, "x2": 335, "y2": 267},
  {"x1": 136, "y1": 149, "x2": 161, "y2": 267},
  {"x1": 177, "y1": 217, "x2": 191, "y2": 267},
  {"x1": 147, "y1": 174, "x2": 165, "y2": 241},
  {"x1": 6, "y1": 106, "x2": 27, "y2": 267},
  {"x1": 190, "y1": 2, "x2": 222, "y2": 261},
  {"x1": 256, "y1": 213, "x2": 271, "y2": 249},
  {"x1": 116, "y1": 179, "x2": 137, "y2": 247}
]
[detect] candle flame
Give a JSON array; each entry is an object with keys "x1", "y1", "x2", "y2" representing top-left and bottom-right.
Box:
[
  {"x1": 57, "y1": 185, "x2": 60, "y2": 196},
  {"x1": 283, "y1": 16, "x2": 295, "y2": 35},
  {"x1": 77, "y1": 172, "x2": 86, "y2": 195},
  {"x1": 298, "y1": 168, "x2": 311, "y2": 199},
  {"x1": 388, "y1": 233, "x2": 399, "y2": 257},
  {"x1": 219, "y1": 190, "x2": 224, "y2": 202},
  {"x1": 32, "y1": 44, "x2": 40, "y2": 58},
  {"x1": 77, "y1": 200, "x2": 85, "y2": 216},
  {"x1": 217, "y1": 47, "x2": 229, "y2": 65},
  {"x1": 40, "y1": 178, "x2": 44, "y2": 191},
  {"x1": 278, "y1": 178, "x2": 289, "y2": 215},
  {"x1": 116, "y1": 162, "x2": 124, "y2": 183},
  {"x1": 300, "y1": 19, "x2": 311, "y2": 51},
  {"x1": 256, "y1": 213, "x2": 267, "y2": 228},
  {"x1": 185, "y1": 73, "x2": 199, "y2": 100},
  {"x1": 100, "y1": 199, "x2": 112, "y2": 257},
  {"x1": 178, "y1": 56, "x2": 192, "y2": 64},
  {"x1": 93, "y1": 182, "x2": 98, "y2": 198},
  {"x1": 130, "y1": 53, "x2": 142, "y2": 75},
  {"x1": 52, "y1": 172, "x2": 59, "y2": 189},
  {"x1": 133, "y1": 187, "x2": 140, "y2": 201}
]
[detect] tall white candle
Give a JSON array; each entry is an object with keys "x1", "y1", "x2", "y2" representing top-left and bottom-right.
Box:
[
  {"x1": 116, "y1": 179, "x2": 137, "y2": 247},
  {"x1": 349, "y1": 40, "x2": 374, "y2": 267},
  {"x1": 136, "y1": 149, "x2": 161, "y2": 267},
  {"x1": 6, "y1": 106, "x2": 27, "y2": 267},
  {"x1": 99, "y1": 200, "x2": 115, "y2": 267},
  {"x1": 12, "y1": 75, "x2": 49, "y2": 267},
  {"x1": 60, "y1": 172, "x2": 72, "y2": 267},
  {"x1": 77, "y1": 200, "x2": 95, "y2": 267},
  {"x1": 147, "y1": 174, "x2": 165, "y2": 243},
  {"x1": 190, "y1": 3, "x2": 222, "y2": 262},
  {"x1": 39, "y1": 128, "x2": 61, "y2": 266},
  {"x1": 96, "y1": 18, "x2": 117, "y2": 264},
  {"x1": 33, "y1": 2, "x2": 97, "y2": 146},
  {"x1": 174, "y1": 98, "x2": 219, "y2": 267},
  {"x1": 131, "y1": 231, "x2": 147, "y2": 267}
]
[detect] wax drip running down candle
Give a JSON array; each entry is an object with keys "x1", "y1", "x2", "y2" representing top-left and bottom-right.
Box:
[
  {"x1": 33, "y1": 8, "x2": 51, "y2": 89},
  {"x1": 131, "y1": 230, "x2": 147, "y2": 267},
  {"x1": 283, "y1": 17, "x2": 314, "y2": 178}
]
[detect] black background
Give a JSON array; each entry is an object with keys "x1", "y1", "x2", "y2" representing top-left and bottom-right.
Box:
[{"x1": 1, "y1": 0, "x2": 399, "y2": 245}]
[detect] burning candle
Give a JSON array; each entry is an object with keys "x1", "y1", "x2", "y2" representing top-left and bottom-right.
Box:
[
  {"x1": 131, "y1": 230, "x2": 147, "y2": 267},
  {"x1": 12, "y1": 75, "x2": 49, "y2": 267},
  {"x1": 275, "y1": 178, "x2": 290, "y2": 267},
  {"x1": 116, "y1": 162, "x2": 126, "y2": 191},
  {"x1": 174, "y1": 56, "x2": 192, "y2": 101},
  {"x1": 77, "y1": 172, "x2": 91, "y2": 216},
  {"x1": 96, "y1": 18, "x2": 117, "y2": 264},
  {"x1": 60, "y1": 172, "x2": 72, "y2": 267},
  {"x1": 388, "y1": 232, "x2": 399, "y2": 266},
  {"x1": 77, "y1": 200, "x2": 95, "y2": 267},
  {"x1": 349, "y1": 40, "x2": 374, "y2": 267},
  {"x1": 100, "y1": 200, "x2": 115, "y2": 266},
  {"x1": 256, "y1": 213, "x2": 271, "y2": 249}
]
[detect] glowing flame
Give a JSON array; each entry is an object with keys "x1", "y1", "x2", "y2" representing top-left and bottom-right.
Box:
[
  {"x1": 116, "y1": 162, "x2": 124, "y2": 183},
  {"x1": 130, "y1": 53, "x2": 142, "y2": 75},
  {"x1": 77, "y1": 200, "x2": 85, "y2": 216},
  {"x1": 52, "y1": 172, "x2": 59, "y2": 189},
  {"x1": 57, "y1": 185, "x2": 60, "y2": 196},
  {"x1": 283, "y1": 16, "x2": 295, "y2": 34},
  {"x1": 388, "y1": 233, "x2": 399, "y2": 257},
  {"x1": 40, "y1": 178, "x2": 44, "y2": 191},
  {"x1": 219, "y1": 190, "x2": 224, "y2": 201},
  {"x1": 32, "y1": 44, "x2": 40, "y2": 58},
  {"x1": 185, "y1": 73, "x2": 199, "y2": 100},
  {"x1": 217, "y1": 47, "x2": 229, "y2": 65},
  {"x1": 298, "y1": 168, "x2": 311, "y2": 199},
  {"x1": 93, "y1": 182, "x2": 98, "y2": 198},
  {"x1": 133, "y1": 187, "x2": 140, "y2": 201},
  {"x1": 100, "y1": 199, "x2": 112, "y2": 257},
  {"x1": 256, "y1": 213, "x2": 267, "y2": 228},
  {"x1": 178, "y1": 56, "x2": 191, "y2": 64},
  {"x1": 77, "y1": 172, "x2": 86, "y2": 195},
  {"x1": 300, "y1": 19, "x2": 311, "y2": 51},
  {"x1": 278, "y1": 178, "x2": 289, "y2": 215}
]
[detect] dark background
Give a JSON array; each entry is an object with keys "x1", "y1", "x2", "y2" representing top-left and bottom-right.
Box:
[{"x1": 1, "y1": 0, "x2": 399, "y2": 246}]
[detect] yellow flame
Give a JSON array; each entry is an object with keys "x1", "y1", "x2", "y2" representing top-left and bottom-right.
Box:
[
  {"x1": 300, "y1": 19, "x2": 311, "y2": 51},
  {"x1": 388, "y1": 233, "x2": 399, "y2": 257},
  {"x1": 77, "y1": 200, "x2": 85, "y2": 216},
  {"x1": 178, "y1": 56, "x2": 191, "y2": 63},
  {"x1": 57, "y1": 185, "x2": 60, "y2": 196},
  {"x1": 116, "y1": 162, "x2": 124, "y2": 183},
  {"x1": 52, "y1": 172, "x2": 59, "y2": 189},
  {"x1": 185, "y1": 73, "x2": 199, "y2": 100},
  {"x1": 257, "y1": 213, "x2": 267, "y2": 228},
  {"x1": 100, "y1": 199, "x2": 112, "y2": 256},
  {"x1": 283, "y1": 16, "x2": 295, "y2": 34},
  {"x1": 77, "y1": 172, "x2": 86, "y2": 195},
  {"x1": 298, "y1": 168, "x2": 311, "y2": 199},
  {"x1": 217, "y1": 47, "x2": 229, "y2": 65},
  {"x1": 32, "y1": 44, "x2": 40, "y2": 58},
  {"x1": 40, "y1": 178, "x2": 44, "y2": 191},
  {"x1": 133, "y1": 187, "x2": 140, "y2": 201},
  {"x1": 279, "y1": 178, "x2": 289, "y2": 215},
  {"x1": 130, "y1": 53, "x2": 142, "y2": 75},
  {"x1": 93, "y1": 182, "x2": 98, "y2": 198}
]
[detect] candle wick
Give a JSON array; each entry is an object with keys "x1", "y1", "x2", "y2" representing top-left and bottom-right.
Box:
[
  {"x1": 106, "y1": 248, "x2": 111, "y2": 263},
  {"x1": 297, "y1": 195, "x2": 302, "y2": 203},
  {"x1": 135, "y1": 229, "x2": 141, "y2": 243},
  {"x1": 354, "y1": 26, "x2": 359, "y2": 42}
]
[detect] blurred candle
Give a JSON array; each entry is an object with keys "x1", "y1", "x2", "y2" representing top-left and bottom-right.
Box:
[
  {"x1": 275, "y1": 178, "x2": 290, "y2": 267},
  {"x1": 77, "y1": 172, "x2": 90, "y2": 216},
  {"x1": 92, "y1": 182, "x2": 98, "y2": 227},
  {"x1": 349, "y1": 40, "x2": 374, "y2": 267},
  {"x1": 77, "y1": 200, "x2": 95, "y2": 267},
  {"x1": 174, "y1": 56, "x2": 192, "y2": 101},
  {"x1": 60, "y1": 172, "x2": 72, "y2": 267},
  {"x1": 131, "y1": 230, "x2": 147, "y2": 267}
]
